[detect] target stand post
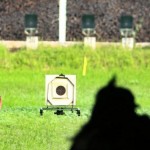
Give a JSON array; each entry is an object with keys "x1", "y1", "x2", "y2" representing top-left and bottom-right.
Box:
[
  {"x1": 24, "y1": 14, "x2": 38, "y2": 50},
  {"x1": 82, "y1": 14, "x2": 96, "y2": 49},
  {"x1": 40, "y1": 74, "x2": 80, "y2": 116},
  {"x1": 119, "y1": 15, "x2": 135, "y2": 49}
]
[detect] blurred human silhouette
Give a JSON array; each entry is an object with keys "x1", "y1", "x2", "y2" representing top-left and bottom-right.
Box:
[{"x1": 70, "y1": 77, "x2": 150, "y2": 150}]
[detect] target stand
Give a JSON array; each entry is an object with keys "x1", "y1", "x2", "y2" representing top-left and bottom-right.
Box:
[
  {"x1": 40, "y1": 106, "x2": 80, "y2": 116},
  {"x1": 40, "y1": 74, "x2": 80, "y2": 116}
]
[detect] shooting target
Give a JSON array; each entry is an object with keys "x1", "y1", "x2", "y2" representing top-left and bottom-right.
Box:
[{"x1": 45, "y1": 74, "x2": 76, "y2": 106}]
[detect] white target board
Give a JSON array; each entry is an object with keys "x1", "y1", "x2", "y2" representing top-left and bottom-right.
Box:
[{"x1": 45, "y1": 74, "x2": 76, "y2": 106}]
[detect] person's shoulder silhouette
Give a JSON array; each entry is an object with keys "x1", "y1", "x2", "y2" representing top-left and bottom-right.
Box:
[{"x1": 70, "y1": 77, "x2": 150, "y2": 150}]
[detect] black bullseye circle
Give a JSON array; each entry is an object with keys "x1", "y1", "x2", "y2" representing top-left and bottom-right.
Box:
[{"x1": 56, "y1": 86, "x2": 66, "y2": 96}]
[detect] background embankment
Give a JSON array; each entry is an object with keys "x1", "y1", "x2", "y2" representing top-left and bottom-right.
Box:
[{"x1": 0, "y1": 0, "x2": 149, "y2": 41}]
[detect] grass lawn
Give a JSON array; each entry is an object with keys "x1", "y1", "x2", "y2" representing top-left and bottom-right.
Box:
[{"x1": 0, "y1": 44, "x2": 150, "y2": 150}]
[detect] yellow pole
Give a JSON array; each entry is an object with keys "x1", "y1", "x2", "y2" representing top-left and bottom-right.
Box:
[{"x1": 82, "y1": 56, "x2": 87, "y2": 76}]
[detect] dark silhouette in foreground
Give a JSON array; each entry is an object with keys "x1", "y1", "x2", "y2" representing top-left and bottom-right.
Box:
[{"x1": 70, "y1": 77, "x2": 150, "y2": 150}]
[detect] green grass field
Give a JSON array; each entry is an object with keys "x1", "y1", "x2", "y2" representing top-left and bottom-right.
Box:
[{"x1": 0, "y1": 44, "x2": 150, "y2": 150}]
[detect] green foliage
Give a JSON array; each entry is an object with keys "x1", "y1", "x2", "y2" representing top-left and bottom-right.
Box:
[{"x1": 0, "y1": 44, "x2": 150, "y2": 71}]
